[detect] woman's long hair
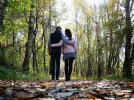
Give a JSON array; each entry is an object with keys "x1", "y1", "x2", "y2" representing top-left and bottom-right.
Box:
[{"x1": 65, "y1": 29, "x2": 72, "y2": 40}]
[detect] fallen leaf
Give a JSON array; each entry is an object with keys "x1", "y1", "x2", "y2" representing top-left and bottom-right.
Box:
[
  {"x1": 128, "y1": 82, "x2": 134, "y2": 87},
  {"x1": 99, "y1": 89, "x2": 110, "y2": 95},
  {"x1": 72, "y1": 84, "x2": 81, "y2": 88},
  {"x1": 84, "y1": 93, "x2": 96, "y2": 100},
  {"x1": 114, "y1": 92, "x2": 125, "y2": 97},
  {"x1": 15, "y1": 92, "x2": 35, "y2": 99},
  {"x1": 36, "y1": 88, "x2": 46, "y2": 92},
  {"x1": 80, "y1": 88, "x2": 85, "y2": 91},
  {"x1": 43, "y1": 82, "x2": 49, "y2": 87},
  {"x1": 68, "y1": 93, "x2": 79, "y2": 100},
  {"x1": 37, "y1": 98, "x2": 55, "y2": 100}
]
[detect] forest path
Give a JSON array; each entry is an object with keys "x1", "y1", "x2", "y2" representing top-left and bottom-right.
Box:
[{"x1": 0, "y1": 80, "x2": 134, "y2": 100}]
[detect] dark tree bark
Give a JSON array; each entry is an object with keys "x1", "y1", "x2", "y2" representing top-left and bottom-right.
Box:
[
  {"x1": 96, "y1": 22, "x2": 103, "y2": 80},
  {"x1": 106, "y1": 31, "x2": 114, "y2": 76},
  {"x1": 0, "y1": 47, "x2": 6, "y2": 66},
  {"x1": 94, "y1": 6, "x2": 103, "y2": 79},
  {"x1": 42, "y1": 17, "x2": 47, "y2": 72},
  {"x1": 123, "y1": 0, "x2": 133, "y2": 77},
  {"x1": 49, "y1": 2, "x2": 52, "y2": 33},
  {"x1": 86, "y1": 17, "x2": 92, "y2": 77},
  {"x1": 130, "y1": 43, "x2": 134, "y2": 68},
  {"x1": 106, "y1": 12, "x2": 114, "y2": 76},
  {"x1": 0, "y1": 0, "x2": 8, "y2": 27},
  {"x1": 41, "y1": 1, "x2": 51, "y2": 73},
  {"x1": 12, "y1": 30, "x2": 15, "y2": 48},
  {"x1": 32, "y1": 0, "x2": 38, "y2": 72},
  {"x1": 22, "y1": 0, "x2": 35, "y2": 73}
]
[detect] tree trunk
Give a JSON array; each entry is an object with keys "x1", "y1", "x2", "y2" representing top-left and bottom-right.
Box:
[
  {"x1": 0, "y1": 0, "x2": 8, "y2": 27},
  {"x1": 32, "y1": 0, "x2": 38, "y2": 72},
  {"x1": 22, "y1": 0, "x2": 35, "y2": 73},
  {"x1": 0, "y1": 47, "x2": 6, "y2": 66},
  {"x1": 106, "y1": 27, "x2": 114, "y2": 76},
  {"x1": 130, "y1": 43, "x2": 134, "y2": 67},
  {"x1": 74, "y1": 10, "x2": 79, "y2": 77},
  {"x1": 96, "y1": 22, "x2": 103, "y2": 80},
  {"x1": 86, "y1": 17, "x2": 92, "y2": 77},
  {"x1": 123, "y1": 0, "x2": 132, "y2": 77},
  {"x1": 49, "y1": 2, "x2": 52, "y2": 33},
  {"x1": 42, "y1": 16, "x2": 47, "y2": 72},
  {"x1": 12, "y1": 30, "x2": 15, "y2": 48}
]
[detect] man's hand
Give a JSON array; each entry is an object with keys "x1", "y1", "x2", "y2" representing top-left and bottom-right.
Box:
[{"x1": 67, "y1": 40, "x2": 75, "y2": 46}]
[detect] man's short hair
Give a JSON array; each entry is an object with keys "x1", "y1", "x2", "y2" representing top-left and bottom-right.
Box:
[{"x1": 55, "y1": 26, "x2": 62, "y2": 32}]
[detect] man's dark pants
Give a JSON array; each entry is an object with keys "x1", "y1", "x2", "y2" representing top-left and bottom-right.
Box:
[{"x1": 50, "y1": 52, "x2": 61, "y2": 80}]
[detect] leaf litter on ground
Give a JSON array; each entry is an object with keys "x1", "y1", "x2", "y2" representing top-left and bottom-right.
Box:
[{"x1": 0, "y1": 80, "x2": 133, "y2": 100}]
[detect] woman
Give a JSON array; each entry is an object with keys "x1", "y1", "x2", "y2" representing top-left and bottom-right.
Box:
[{"x1": 51, "y1": 29, "x2": 77, "y2": 81}]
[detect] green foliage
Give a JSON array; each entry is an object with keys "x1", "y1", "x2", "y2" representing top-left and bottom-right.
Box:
[
  {"x1": 72, "y1": 75, "x2": 134, "y2": 82},
  {"x1": 0, "y1": 48, "x2": 22, "y2": 69},
  {"x1": 104, "y1": 76, "x2": 134, "y2": 82},
  {"x1": 0, "y1": 66, "x2": 49, "y2": 80}
]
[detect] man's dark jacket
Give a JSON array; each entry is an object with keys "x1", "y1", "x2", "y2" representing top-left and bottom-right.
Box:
[{"x1": 50, "y1": 30, "x2": 62, "y2": 53}]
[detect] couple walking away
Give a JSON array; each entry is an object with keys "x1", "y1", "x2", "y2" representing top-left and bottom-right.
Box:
[{"x1": 48, "y1": 26, "x2": 77, "y2": 81}]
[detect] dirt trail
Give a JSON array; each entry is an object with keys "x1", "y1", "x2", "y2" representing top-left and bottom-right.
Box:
[{"x1": 0, "y1": 80, "x2": 134, "y2": 100}]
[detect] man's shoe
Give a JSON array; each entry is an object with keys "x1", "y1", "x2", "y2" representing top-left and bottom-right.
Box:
[
  {"x1": 51, "y1": 76, "x2": 55, "y2": 80},
  {"x1": 56, "y1": 76, "x2": 59, "y2": 80},
  {"x1": 56, "y1": 78, "x2": 59, "y2": 80}
]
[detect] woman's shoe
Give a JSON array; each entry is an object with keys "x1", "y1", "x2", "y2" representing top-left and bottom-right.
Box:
[
  {"x1": 51, "y1": 78, "x2": 55, "y2": 80},
  {"x1": 65, "y1": 78, "x2": 70, "y2": 81}
]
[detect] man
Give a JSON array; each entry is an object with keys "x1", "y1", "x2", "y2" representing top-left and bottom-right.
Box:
[{"x1": 48, "y1": 26, "x2": 74, "y2": 80}]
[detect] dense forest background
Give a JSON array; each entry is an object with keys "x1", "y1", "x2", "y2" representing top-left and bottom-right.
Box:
[{"x1": 0, "y1": 0, "x2": 134, "y2": 80}]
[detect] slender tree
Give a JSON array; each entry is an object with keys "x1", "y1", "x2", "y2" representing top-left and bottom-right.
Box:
[
  {"x1": 123, "y1": 0, "x2": 133, "y2": 77},
  {"x1": 22, "y1": 0, "x2": 35, "y2": 73}
]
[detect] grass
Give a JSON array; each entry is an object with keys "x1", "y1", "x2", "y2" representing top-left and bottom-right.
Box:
[
  {"x1": 72, "y1": 75, "x2": 134, "y2": 82},
  {"x1": 0, "y1": 66, "x2": 133, "y2": 81},
  {"x1": 104, "y1": 76, "x2": 134, "y2": 81},
  {"x1": 0, "y1": 66, "x2": 50, "y2": 81}
]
